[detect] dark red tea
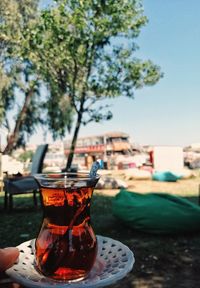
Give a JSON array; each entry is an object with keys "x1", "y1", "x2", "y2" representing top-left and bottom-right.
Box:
[{"x1": 35, "y1": 185, "x2": 97, "y2": 281}]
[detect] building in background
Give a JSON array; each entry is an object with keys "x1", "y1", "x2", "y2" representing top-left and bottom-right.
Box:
[{"x1": 64, "y1": 132, "x2": 133, "y2": 169}]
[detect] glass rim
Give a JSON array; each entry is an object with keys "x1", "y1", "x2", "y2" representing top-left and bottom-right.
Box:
[{"x1": 34, "y1": 172, "x2": 100, "y2": 181}]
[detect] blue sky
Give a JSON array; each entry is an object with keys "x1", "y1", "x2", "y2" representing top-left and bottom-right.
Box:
[{"x1": 33, "y1": 0, "x2": 200, "y2": 147}]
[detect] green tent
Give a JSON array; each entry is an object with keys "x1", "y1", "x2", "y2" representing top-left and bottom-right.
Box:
[{"x1": 112, "y1": 190, "x2": 200, "y2": 234}]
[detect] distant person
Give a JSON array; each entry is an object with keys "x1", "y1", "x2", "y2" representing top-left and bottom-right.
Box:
[
  {"x1": 149, "y1": 150, "x2": 154, "y2": 167},
  {"x1": 0, "y1": 247, "x2": 19, "y2": 272}
]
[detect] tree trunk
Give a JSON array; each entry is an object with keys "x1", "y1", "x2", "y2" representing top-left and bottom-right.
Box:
[
  {"x1": 65, "y1": 45, "x2": 93, "y2": 171},
  {"x1": 3, "y1": 89, "x2": 33, "y2": 155},
  {"x1": 65, "y1": 112, "x2": 82, "y2": 171}
]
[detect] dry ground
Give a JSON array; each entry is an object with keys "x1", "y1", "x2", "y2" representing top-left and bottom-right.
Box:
[{"x1": 96, "y1": 169, "x2": 200, "y2": 198}]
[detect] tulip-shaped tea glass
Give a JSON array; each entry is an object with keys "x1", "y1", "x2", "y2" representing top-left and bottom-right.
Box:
[{"x1": 34, "y1": 172, "x2": 100, "y2": 282}]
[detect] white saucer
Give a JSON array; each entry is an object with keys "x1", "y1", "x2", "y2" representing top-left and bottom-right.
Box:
[{"x1": 6, "y1": 235, "x2": 135, "y2": 288}]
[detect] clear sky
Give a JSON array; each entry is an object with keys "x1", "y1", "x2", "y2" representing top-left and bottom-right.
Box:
[{"x1": 31, "y1": 0, "x2": 200, "y2": 147}]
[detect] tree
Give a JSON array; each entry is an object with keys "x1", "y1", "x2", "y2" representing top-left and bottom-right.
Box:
[
  {"x1": 0, "y1": 0, "x2": 44, "y2": 154},
  {"x1": 25, "y1": 0, "x2": 163, "y2": 169},
  {"x1": 17, "y1": 149, "x2": 34, "y2": 163}
]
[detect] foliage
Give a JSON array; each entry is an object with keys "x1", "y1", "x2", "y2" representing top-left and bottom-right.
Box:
[
  {"x1": 24, "y1": 0, "x2": 163, "y2": 169},
  {"x1": 17, "y1": 149, "x2": 34, "y2": 163},
  {"x1": 0, "y1": 0, "x2": 45, "y2": 154}
]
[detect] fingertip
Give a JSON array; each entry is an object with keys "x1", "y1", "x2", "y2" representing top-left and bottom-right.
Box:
[{"x1": 0, "y1": 247, "x2": 20, "y2": 271}]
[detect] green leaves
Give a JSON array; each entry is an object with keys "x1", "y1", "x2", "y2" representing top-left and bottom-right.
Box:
[
  {"x1": 45, "y1": 93, "x2": 74, "y2": 139},
  {"x1": 0, "y1": 0, "x2": 163, "y2": 159},
  {"x1": 0, "y1": 0, "x2": 43, "y2": 154}
]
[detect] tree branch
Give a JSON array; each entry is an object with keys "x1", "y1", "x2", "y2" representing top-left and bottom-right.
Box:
[{"x1": 3, "y1": 85, "x2": 35, "y2": 155}]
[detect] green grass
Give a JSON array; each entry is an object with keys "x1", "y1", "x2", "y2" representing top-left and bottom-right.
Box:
[
  {"x1": 1, "y1": 183, "x2": 200, "y2": 287},
  {"x1": 0, "y1": 195, "x2": 42, "y2": 247},
  {"x1": 0, "y1": 193, "x2": 119, "y2": 247}
]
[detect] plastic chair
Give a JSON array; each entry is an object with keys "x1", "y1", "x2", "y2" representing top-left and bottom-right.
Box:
[{"x1": 3, "y1": 144, "x2": 48, "y2": 210}]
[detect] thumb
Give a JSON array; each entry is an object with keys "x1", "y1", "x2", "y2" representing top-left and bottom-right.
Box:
[{"x1": 0, "y1": 247, "x2": 19, "y2": 272}]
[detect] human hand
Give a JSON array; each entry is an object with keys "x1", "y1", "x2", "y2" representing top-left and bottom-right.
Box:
[{"x1": 0, "y1": 247, "x2": 19, "y2": 272}]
